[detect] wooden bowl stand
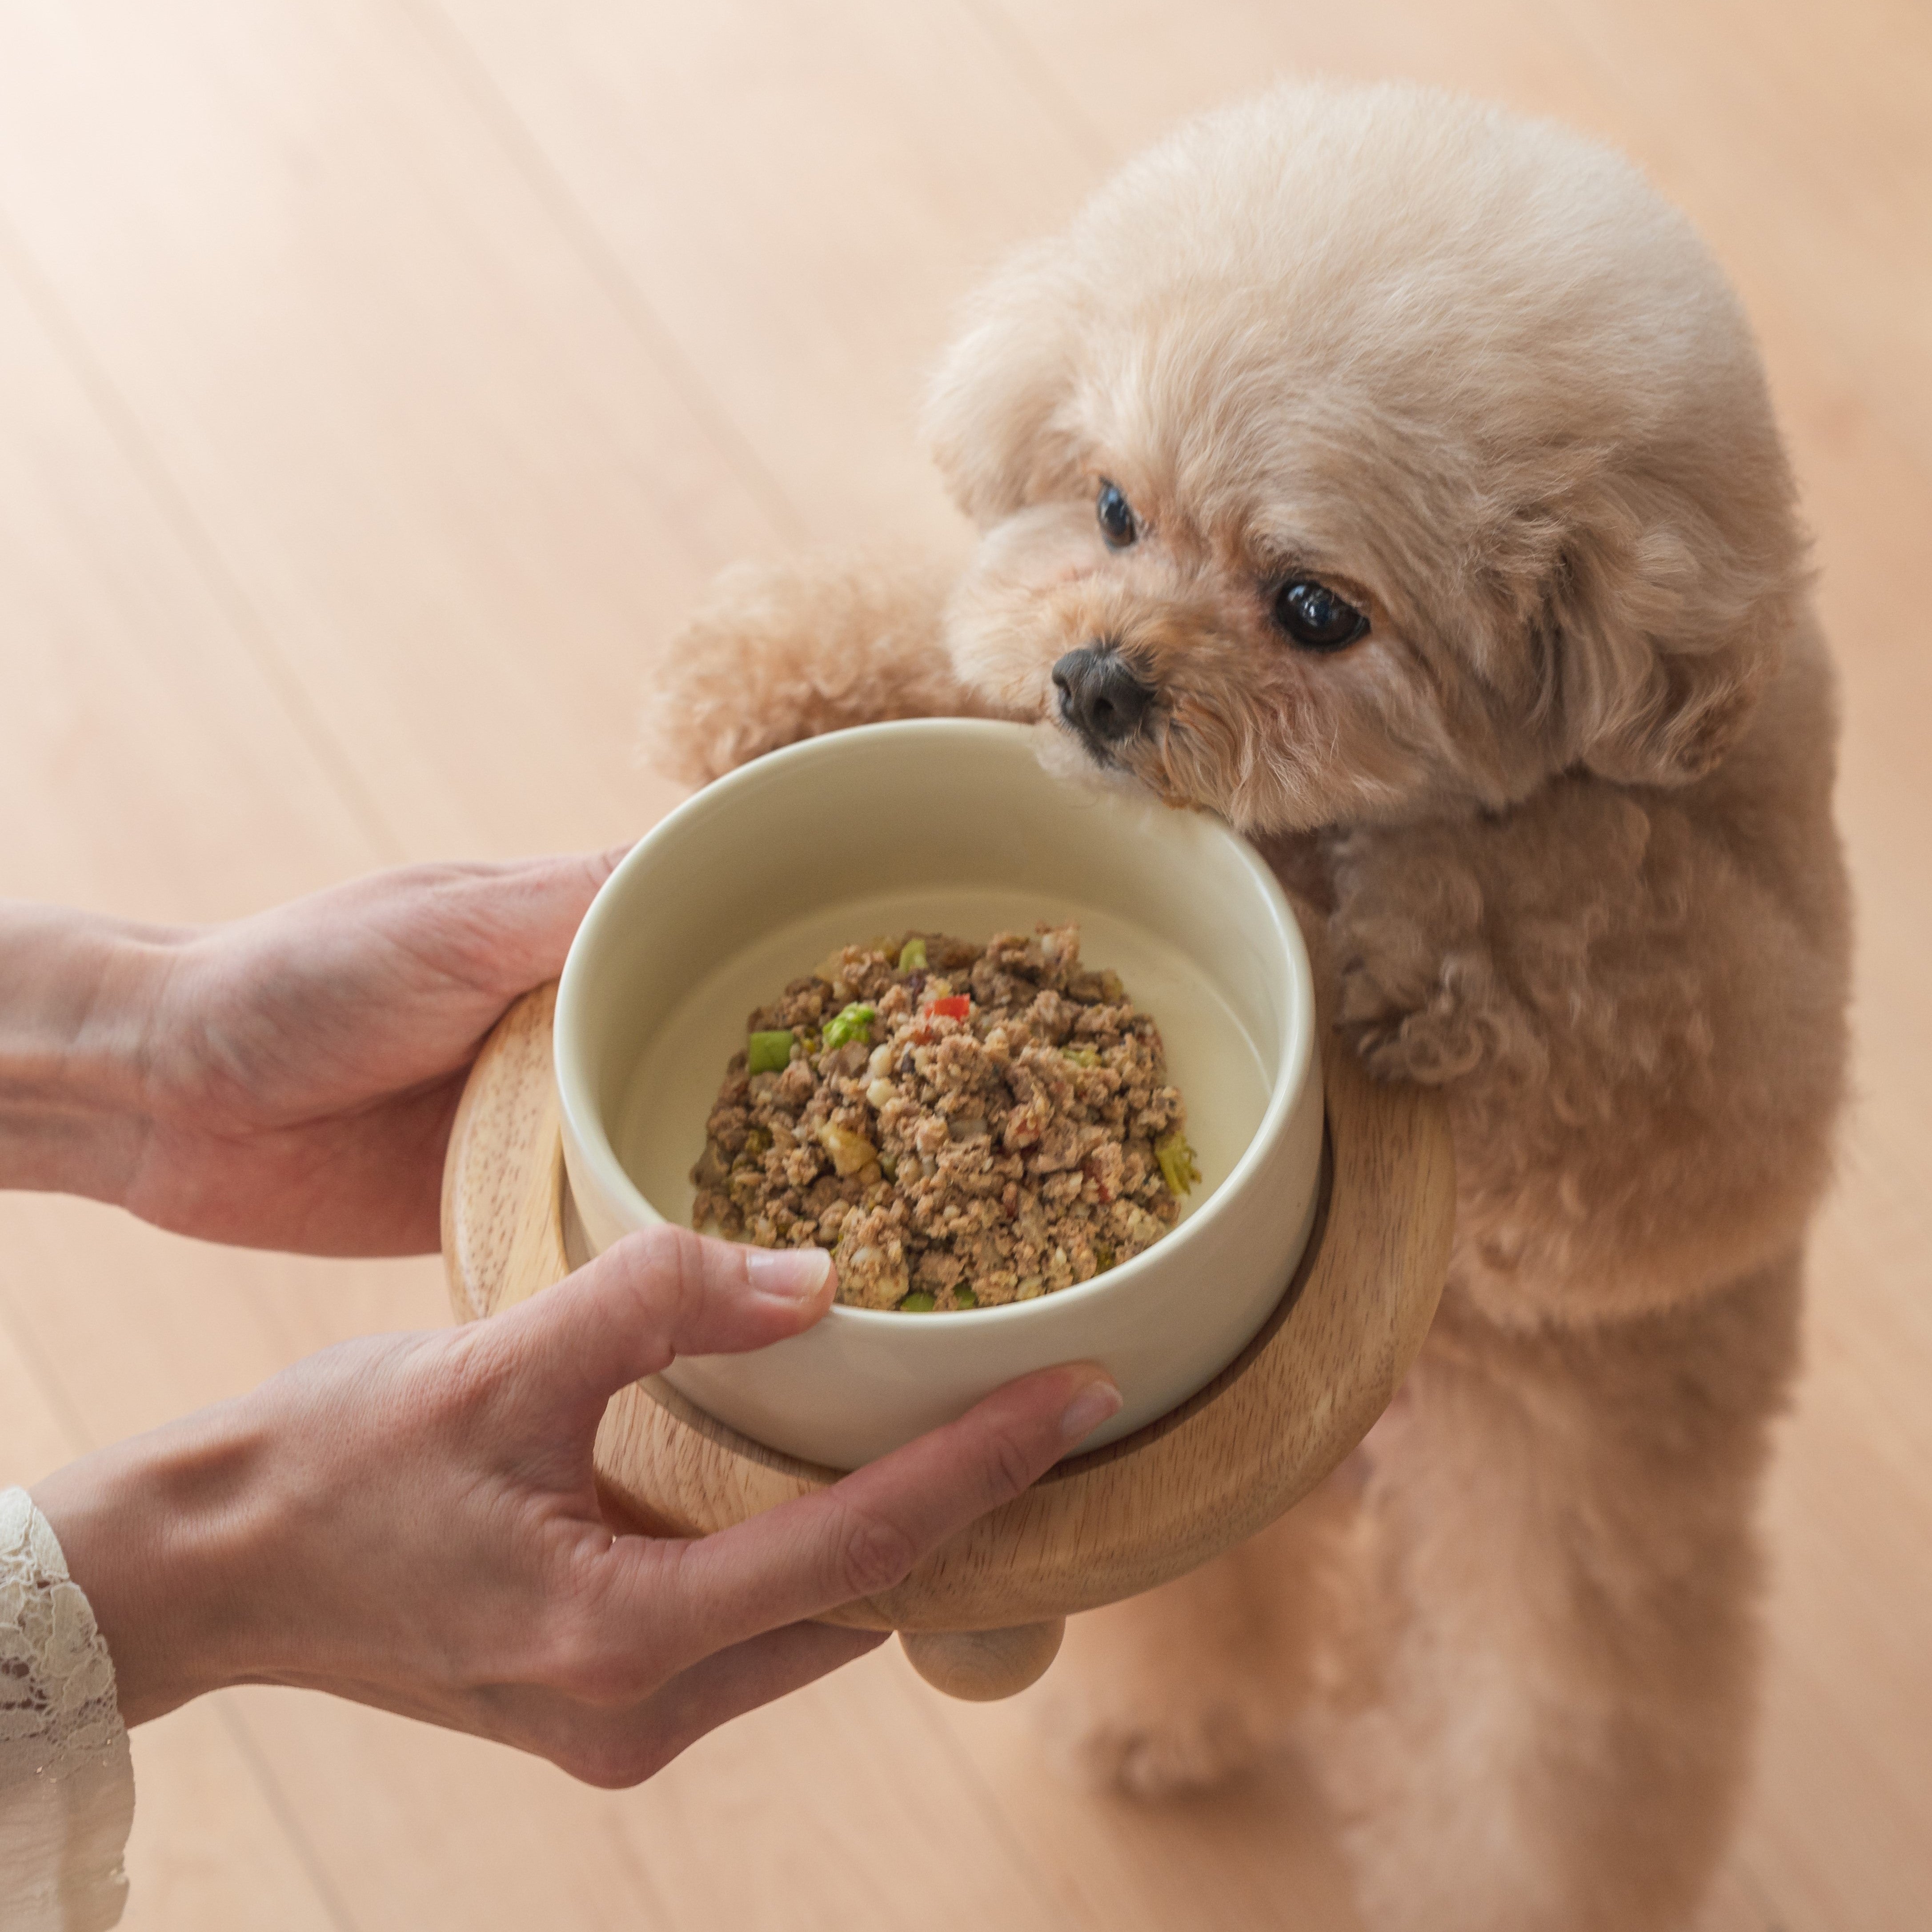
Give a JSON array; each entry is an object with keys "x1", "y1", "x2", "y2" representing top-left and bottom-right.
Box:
[{"x1": 442, "y1": 983, "x2": 1454, "y2": 1700}]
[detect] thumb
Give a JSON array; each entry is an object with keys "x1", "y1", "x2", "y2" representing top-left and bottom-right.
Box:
[{"x1": 501, "y1": 1226, "x2": 834, "y2": 1423}]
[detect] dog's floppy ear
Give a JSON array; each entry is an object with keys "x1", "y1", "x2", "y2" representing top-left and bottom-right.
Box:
[
  {"x1": 1520, "y1": 474, "x2": 1805, "y2": 789},
  {"x1": 924, "y1": 242, "x2": 1082, "y2": 529}
]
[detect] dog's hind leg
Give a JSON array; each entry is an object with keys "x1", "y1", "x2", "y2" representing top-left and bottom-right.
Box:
[
  {"x1": 1032, "y1": 1467, "x2": 1359, "y2": 1798},
  {"x1": 639, "y1": 551, "x2": 1017, "y2": 787},
  {"x1": 1308, "y1": 1263, "x2": 1800, "y2": 1932}
]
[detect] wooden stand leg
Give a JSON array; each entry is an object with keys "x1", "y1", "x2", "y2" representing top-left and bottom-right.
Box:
[{"x1": 898, "y1": 1619, "x2": 1066, "y2": 1701}]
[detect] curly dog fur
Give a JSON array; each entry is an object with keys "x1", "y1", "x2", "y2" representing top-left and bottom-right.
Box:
[{"x1": 641, "y1": 82, "x2": 1851, "y2": 1932}]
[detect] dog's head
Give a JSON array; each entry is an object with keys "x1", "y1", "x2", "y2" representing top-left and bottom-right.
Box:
[{"x1": 928, "y1": 83, "x2": 1805, "y2": 832}]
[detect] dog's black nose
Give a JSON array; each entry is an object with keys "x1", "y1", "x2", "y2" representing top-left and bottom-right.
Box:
[{"x1": 1052, "y1": 645, "x2": 1155, "y2": 748}]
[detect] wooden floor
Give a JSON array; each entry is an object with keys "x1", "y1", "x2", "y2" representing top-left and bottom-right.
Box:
[{"x1": 1, "y1": 3, "x2": 1926, "y2": 1926}]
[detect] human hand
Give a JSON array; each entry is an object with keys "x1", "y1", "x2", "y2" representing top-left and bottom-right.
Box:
[
  {"x1": 32, "y1": 1227, "x2": 1121, "y2": 1782},
  {"x1": 1, "y1": 855, "x2": 620, "y2": 1253}
]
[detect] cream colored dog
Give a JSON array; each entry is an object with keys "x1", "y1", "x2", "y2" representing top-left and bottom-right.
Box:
[{"x1": 643, "y1": 83, "x2": 1851, "y2": 1932}]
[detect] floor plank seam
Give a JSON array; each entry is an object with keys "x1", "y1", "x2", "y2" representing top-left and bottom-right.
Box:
[
  {"x1": 957, "y1": 0, "x2": 1119, "y2": 174},
  {"x1": 0, "y1": 208, "x2": 405, "y2": 869},
  {"x1": 0, "y1": 1248, "x2": 102, "y2": 1465},
  {"x1": 216, "y1": 1701, "x2": 366, "y2": 1932},
  {"x1": 902, "y1": 1679, "x2": 1084, "y2": 1926},
  {"x1": 398, "y1": 0, "x2": 812, "y2": 549}
]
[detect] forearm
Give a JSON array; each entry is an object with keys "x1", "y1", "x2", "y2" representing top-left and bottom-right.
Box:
[
  {"x1": 29, "y1": 1391, "x2": 277, "y2": 1726},
  {"x1": 0, "y1": 903, "x2": 178, "y2": 1204}
]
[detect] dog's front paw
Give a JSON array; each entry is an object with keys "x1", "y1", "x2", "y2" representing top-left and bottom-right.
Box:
[
  {"x1": 1037, "y1": 1681, "x2": 1275, "y2": 1798},
  {"x1": 1325, "y1": 825, "x2": 1503, "y2": 1086},
  {"x1": 1335, "y1": 951, "x2": 1489, "y2": 1085},
  {"x1": 1034, "y1": 1602, "x2": 1288, "y2": 1799},
  {"x1": 637, "y1": 564, "x2": 840, "y2": 788},
  {"x1": 639, "y1": 553, "x2": 968, "y2": 788}
]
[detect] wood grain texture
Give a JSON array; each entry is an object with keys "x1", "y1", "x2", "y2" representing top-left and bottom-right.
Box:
[
  {"x1": 442, "y1": 982, "x2": 1455, "y2": 1639},
  {"x1": 439, "y1": 980, "x2": 568, "y2": 1323}
]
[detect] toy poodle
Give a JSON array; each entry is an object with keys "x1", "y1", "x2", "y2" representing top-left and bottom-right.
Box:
[{"x1": 641, "y1": 82, "x2": 1851, "y2": 1932}]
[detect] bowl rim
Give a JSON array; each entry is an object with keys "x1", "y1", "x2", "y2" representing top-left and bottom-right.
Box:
[{"x1": 555, "y1": 717, "x2": 1315, "y2": 1332}]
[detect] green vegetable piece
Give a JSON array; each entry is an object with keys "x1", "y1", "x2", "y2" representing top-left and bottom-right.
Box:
[
  {"x1": 877, "y1": 1150, "x2": 898, "y2": 1180},
  {"x1": 898, "y1": 1289, "x2": 938, "y2": 1313},
  {"x1": 897, "y1": 936, "x2": 928, "y2": 974},
  {"x1": 747, "y1": 1029, "x2": 794, "y2": 1074},
  {"x1": 953, "y1": 1285, "x2": 978, "y2": 1310},
  {"x1": 821, "y1": 1002, "x2": 875, "y2": 1051},
  {"x1": 1062, "y1": 1045, "x2": 1101, "y2": 1069},
  {"x1": 1155, "y1": 1130, "x2": 1200, "y2": 1196}
]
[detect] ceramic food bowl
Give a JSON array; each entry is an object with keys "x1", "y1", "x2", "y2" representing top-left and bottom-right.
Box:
[{"x1": 554, "y1": 718, "x2": 1323, "y2": 1468}]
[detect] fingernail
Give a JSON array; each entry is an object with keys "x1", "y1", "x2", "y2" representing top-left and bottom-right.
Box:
[
  {"x1": 1060, "y1": 1377, "x2": 1123, "y2": 1443},
  {"x1": 745, "y1": 1247, "x2": 834, "y2": 1300}
]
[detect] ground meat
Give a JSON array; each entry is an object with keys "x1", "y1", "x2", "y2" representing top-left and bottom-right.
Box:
[{"x1": 689, "y1": 924, "x2": 1197, "y2": 1311}]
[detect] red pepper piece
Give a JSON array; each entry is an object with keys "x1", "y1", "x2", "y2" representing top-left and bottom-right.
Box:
[{"x1": 925, "y1": 994, "x2": 970, "y2": 1021}]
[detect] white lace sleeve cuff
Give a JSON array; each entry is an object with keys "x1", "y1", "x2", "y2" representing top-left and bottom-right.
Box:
[{"x1": 0, "y1": 1486, "x2": 133, "y2": 1931}]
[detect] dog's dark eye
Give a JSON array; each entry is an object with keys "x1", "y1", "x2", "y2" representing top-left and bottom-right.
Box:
[
  {"x1": 1272, "y1": 579, "x2": 1369, "y2": 652},
  {"x1": 1097, "y1": 481, "x2": 1138, "y2": 549}
]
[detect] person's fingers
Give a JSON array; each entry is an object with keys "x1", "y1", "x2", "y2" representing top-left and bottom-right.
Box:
[
  {"x1": 482, "y1": 848, "x2": 626, "y2": 984},
  {"x1": 607, "y1": 1362, "x2": 1121, "y2": 1676},
  {"x1": 313, "y1": 1578, "x2": 886, "y2": 1790},
  {"x1": 469, "y1": 1621, "x2": 885, "y2": 1789},
  {"x1": 490, "y1": 1225, "x2": 834, "y2": 1426},
  {"x1": 302, "y1": 850, "x2": 623, "y2": 991},
  {"x1": 409, "y1": 850, "x2": 628, "y2": 997},
  {"x1": 533, "y1": 1623, "x2": 885, "y2": 1785},
  {"x1": 622, "y1": 1621, "x2": 889, "y2": 1777}
]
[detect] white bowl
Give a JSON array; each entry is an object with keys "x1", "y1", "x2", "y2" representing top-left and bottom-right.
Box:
[{"x1": 555, "y1": 718, "x2": 1322, "y2": 1468}]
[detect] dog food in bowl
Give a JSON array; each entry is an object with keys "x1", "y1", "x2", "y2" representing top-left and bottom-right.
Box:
[{"x1": 689, "y1": 923, "x2": 1198, "y2": 1311}]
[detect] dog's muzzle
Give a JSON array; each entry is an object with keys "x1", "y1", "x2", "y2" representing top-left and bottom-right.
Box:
[{"x1": 1052, "y1": 643, "x2": 1155, "y2": 754}]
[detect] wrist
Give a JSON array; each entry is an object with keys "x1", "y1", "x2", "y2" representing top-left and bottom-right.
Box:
[
  {"x1": 0, "y1": 904, "x2": 182, "y2": 1203},
  {"x1": 30, "y1": 1393, "x2": 278, "y2": 1724}
]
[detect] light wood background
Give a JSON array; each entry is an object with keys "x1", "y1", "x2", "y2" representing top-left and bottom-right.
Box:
[{"x1": 0, "y1": 3, "x2": 1924, "y2": 1928}]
